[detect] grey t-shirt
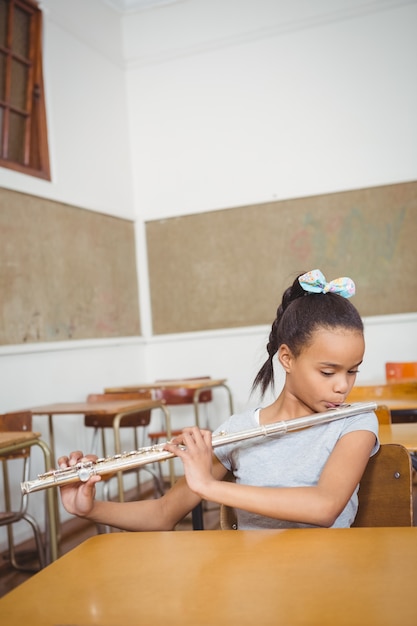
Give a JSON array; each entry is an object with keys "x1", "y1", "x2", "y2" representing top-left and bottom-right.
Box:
[{"x1": 213, "y1": 408, "x2": 379, "y2": 530}]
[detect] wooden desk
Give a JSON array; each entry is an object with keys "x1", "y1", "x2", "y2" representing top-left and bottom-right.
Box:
[
  {"x1": 105, "y1": 380, "x2": 233, "y2": 530},
  {"x1": 28, "y1": 399, "x2": 174, "y2": 498},
  {"x1": 349, "y1": 381, "x2": 417, "y2": 398},
  {"x1": 1, "y1": 529, "x2": 416, "y2": 625},
  {"x1": 105, "y1": 378, "x2": 234, "y2": 428},
  {"x1": 379, "y1": 423, "x2": 417, "y2": 452},
  {"x1": 348, "y1": 382, "x2": 417, "y2": 422},
  {"x1": 28, "y1": 399, "x2": 169, "y2": 458},
  {"x1": 377, "y1": 399, "x2": 417, "y2": 423},
  {"x1": 0, "y1": 432, "x2": 58, "y2": 563}
]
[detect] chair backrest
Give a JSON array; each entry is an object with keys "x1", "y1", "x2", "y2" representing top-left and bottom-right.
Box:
[
  {"x1": 386, "y1": 362, "x2": 417, "y2": 382},
  {"x1": 352, "y1": 443, "x2": 413, "y2": 527},
  {"x1": 220, "y1": 501, "x2": 238, "y2": 530},
  {"x1": 374, "y1": 404, "x2": 391, "y2": 425},
  {"x1": 220, "y1": 444, "x2": 413, "y2": 529},
  {"x1": 154, "y1": 377, "x2": 213, "y2": 405},
  {"x1": 85, "y1": 391, "x2": 153, "y2": 428}
]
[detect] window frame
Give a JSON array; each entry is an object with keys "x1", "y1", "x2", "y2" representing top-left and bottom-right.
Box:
[{"x1": 0, "y1": 0, "x2": 50, "y2": 180}]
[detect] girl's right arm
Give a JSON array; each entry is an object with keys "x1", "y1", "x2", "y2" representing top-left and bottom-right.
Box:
[{"x1": 57, "y1": 450, "x2": 225, "y2": 531}]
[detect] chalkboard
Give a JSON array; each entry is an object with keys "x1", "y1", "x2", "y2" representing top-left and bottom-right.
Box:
[
  {"x1": 146, "y1": 181, "x2": 417, "y2": 334},
  {"x1": 0, "y1": 188, "x2": 141, "y2": 345}
]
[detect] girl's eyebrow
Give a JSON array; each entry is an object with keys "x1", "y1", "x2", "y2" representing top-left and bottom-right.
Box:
[{"x1": 319, "y1": 360, "x2": 363, "y2": 368}]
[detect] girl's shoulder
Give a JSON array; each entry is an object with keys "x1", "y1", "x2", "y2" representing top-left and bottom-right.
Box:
[
  {"x1": 342, "y1": 410, "x2": 379, "y2": 433},
  {"x1": 213, "y1": 407, "x2": 261, "y2": 435}
]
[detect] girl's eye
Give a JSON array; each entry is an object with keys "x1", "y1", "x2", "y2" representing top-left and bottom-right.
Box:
[
  {"x1": 348, "y1": 370, "x2": 360, "y2": 375},
  {"x1": 321, "y1": 372, "x2": 334, "y2": 377}
]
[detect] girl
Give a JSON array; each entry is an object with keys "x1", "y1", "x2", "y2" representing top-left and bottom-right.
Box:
[{"x1": 59, "y1": 269, "x2": 379, "y2": 530}]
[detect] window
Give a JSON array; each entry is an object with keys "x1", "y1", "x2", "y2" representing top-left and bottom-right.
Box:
[{"x1": 0, "y1": 0, "x2": 50, "y2": 179}]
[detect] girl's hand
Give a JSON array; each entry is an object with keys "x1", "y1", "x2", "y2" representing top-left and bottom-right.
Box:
[
  {"x1": 164, "y1": 427, "x2": 215, "y2": 497},
  {"x1": 57, "y1": 450, "x2": 101, "y2": 518}
]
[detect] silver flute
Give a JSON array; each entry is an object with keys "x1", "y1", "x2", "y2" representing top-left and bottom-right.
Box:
[{"x1": 21, "y1": 402, "x2": 377, "y2": 494}]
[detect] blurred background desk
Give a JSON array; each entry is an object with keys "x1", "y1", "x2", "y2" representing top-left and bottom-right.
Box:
[
  {"x1": 379, "y1": 423, "x2": 417, "y2": 452},
  {"x1": 27, "y1": 399, "x2": 173, "y2": 501},
  {"x1": 28, "y1": 399, "x2": 170, "y2": 464},
  {"x1": 105, "y1": 377, "x2": 234, "y2": 428},
  {"x1": 105, "y1": 379, "x2": 234, "y2": 531},
  {"x1": 0, "y1": 431, "x2": 58, "y2": 564},
  {"x1": 0, "y1": 528, "x2": 416, "y2": 625},
  {"x1": 348, "y1": 382, "x2": 417, "y2": 422}
]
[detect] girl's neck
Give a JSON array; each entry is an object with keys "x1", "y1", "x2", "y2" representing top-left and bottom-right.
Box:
[{"x1": 260, "y1": 392, "x2": 313, "y2": 424}]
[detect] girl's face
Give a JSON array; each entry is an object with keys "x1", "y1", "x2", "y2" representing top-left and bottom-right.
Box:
[{"x1": 279, "y1": 327, "x2": 365, "y2": 414}]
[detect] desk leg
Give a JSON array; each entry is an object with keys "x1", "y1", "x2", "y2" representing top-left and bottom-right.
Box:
[
  {"x1": 193, "y1": 383, "x2": 234, "y2": 428},
  {"x1": 223, "y1": 383, "x2": 234, "y2": 415},
  {"x1": 160, "y1": 405, "x2": 175, "y2": 487},
  {"x1": 146, "y1": 406, "x2": 175, "y2": 488},
  {"x1": 113, "y1": 412, "x2": 127, "y2": 503},
  {"x1": 0, "y1": 437, "x2": 59, "y2": 564},
  {"x1": 47, "y1": 414, "x2": 55, "y2": 468},
  {"x1": 1, "y1": 458, "x2": 46, "y2": 568},
  {"x1": 192, "y1": 503, "x2": 204, "y2": 530},
  {"x1": 46, "y1": 414, "x2": 61, "y2": 545},
  {"x1": 191, "y1": 384, "x2": 233, "y2": 531},
  {"x1": 37, "y1": 439, "x2": 59, "y2": 564},
  {"x1": 112, "y1": 405, "x2": 174, "y2": 502}
]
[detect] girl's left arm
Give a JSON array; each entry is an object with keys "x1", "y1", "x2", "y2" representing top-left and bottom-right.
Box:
[{"x1": 166, "y1": 427, "x2": 376, "y2": 527}]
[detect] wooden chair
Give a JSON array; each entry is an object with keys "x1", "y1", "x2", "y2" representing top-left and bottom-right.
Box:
[
  {"x1": 375, "y1": 404, "x2": 417, "y2": 472},
  {"x1": 148, "y1": 378, "x2": 214, "y2": 531},
  {"x1": 84, "y1": 392, "x2": 165, "y2": 502},
  {"x1": 220, "y1": 498, "x2": 238, "y2": 531},
  {"x1": 85, "y1": 391, "x2": 154, "y2": 456},
  {"x1": 147, "y1": 377, "x2": 214, "y2": 475},
  {"x1": 151, "y1": 376, "x2": 213, "y2": 430},
  {"x1": 220, "y1": 444, "x2": 413, "y2": 529},
  {"x1": 352, "y1": 443, "x2": 412, "y2": 526},
  {"x1": 386, "y1": 362, "x2": 417, "y2": 382},
  {"x1": 154, "y1": 377, "x2": 213, "y2": 406},
  {"x1": 0, "y1": 412, "x2": 46, "y2": 570},
  {"x1": 375, "y1": 404, "x2": 391, "y2": 425}
]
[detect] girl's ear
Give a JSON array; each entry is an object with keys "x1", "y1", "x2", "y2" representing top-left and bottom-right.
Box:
[{"x1": 278, "y1": 344, "x2": 293, "y2": 373}]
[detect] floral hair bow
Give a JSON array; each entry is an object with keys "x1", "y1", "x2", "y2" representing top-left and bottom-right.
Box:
[{"x1": 298, "y1": 269, "x2": 355, "y2": 299}]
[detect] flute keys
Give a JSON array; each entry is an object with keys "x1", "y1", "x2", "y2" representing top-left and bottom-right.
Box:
[{"x1": 78, "y1": 467, "x2": 92, "y2": 482}]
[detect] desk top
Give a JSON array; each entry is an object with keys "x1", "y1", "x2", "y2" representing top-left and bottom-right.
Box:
[
  {"x1": 1, "y1": 529, "x2": 416, "y2": 626},
  {"x1": 348, "y1": 381, "x2": 417, "y2": 401},
  {"x1": 27, "y1": 399, "x2": 164, "y2": 415},
  {"x1": 374, "y1": 395, "x2": 417, "y2": 414},
  {"x1": 105, "y1": 378, "x2": 227, "y2": 392},
  {"x1": 379, "y1": 423, "x2": 417, "y2": 452},
  {"x1": 379, "y1": 399, "x2": 417, "y2": 411},
  {"x1": 0, "y1": 431, "x2": 40, "y2": 448}
]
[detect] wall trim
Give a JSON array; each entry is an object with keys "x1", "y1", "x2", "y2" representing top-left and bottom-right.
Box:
[{"x1": 1, "y1": 312, "x2": 415, "y2": 356}]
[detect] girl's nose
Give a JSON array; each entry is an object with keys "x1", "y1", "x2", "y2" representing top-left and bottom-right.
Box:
[{"x1": 334, "y1": 375, "x2": 349, "y2": 394}]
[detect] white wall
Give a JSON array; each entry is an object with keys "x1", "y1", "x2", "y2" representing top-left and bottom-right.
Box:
[
  {"x1": 125, "y1": 0, "x2": 417, "y2": 220},
  {"x1": 0, "y1": 0, "x2": 140, "y2": 549},
  {"x1": 0, "y1": 0, "x2": 134, "y2": 217},
  {"x1": 1, "y1": 0, "x2": 416, "y2": 552}
]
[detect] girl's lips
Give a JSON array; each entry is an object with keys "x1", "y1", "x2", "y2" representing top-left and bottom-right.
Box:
[{"x1": 325, "y1": 402, "x2": 342, "y2": 409}]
